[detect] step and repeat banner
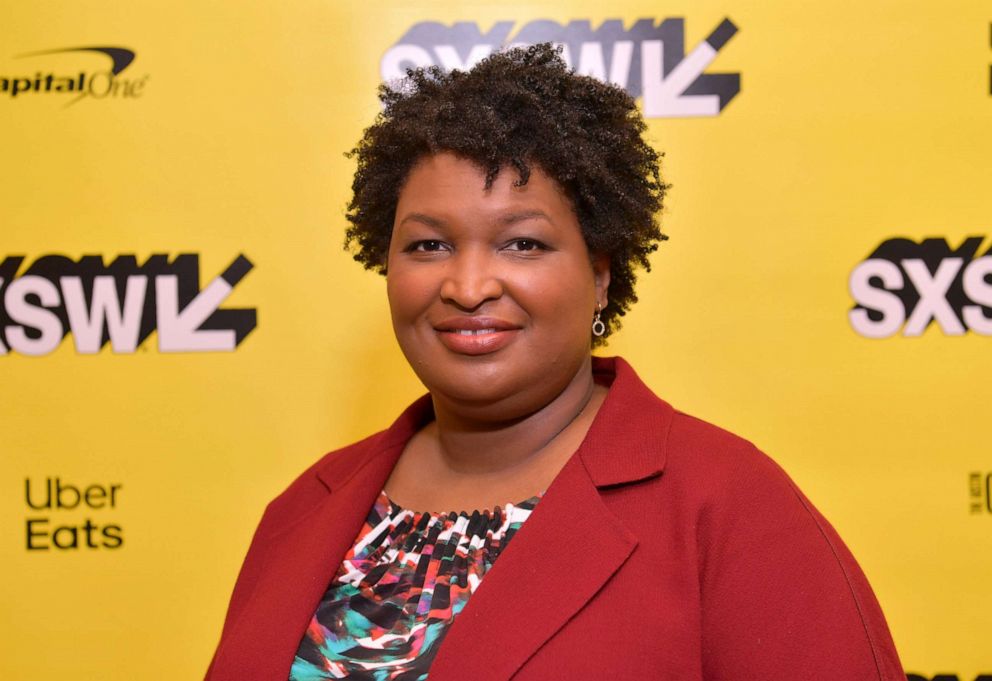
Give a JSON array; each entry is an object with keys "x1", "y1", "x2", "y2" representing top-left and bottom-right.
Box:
[{"x1": 1, "y1": 1, "x2": 989, "y2": 679}]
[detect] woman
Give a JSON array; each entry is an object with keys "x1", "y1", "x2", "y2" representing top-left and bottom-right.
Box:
[{"x1": 207, "y1": 44, "x2": 905, "y2": 680}]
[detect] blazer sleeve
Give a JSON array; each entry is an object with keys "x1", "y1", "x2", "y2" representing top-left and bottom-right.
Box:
[{"x1": 695, "y1": 443, "x2": 905, "y2": 680}]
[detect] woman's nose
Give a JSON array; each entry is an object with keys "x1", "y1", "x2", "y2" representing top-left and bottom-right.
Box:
[{"x1": 439, "y1": 250, "x2": 503, "y2": 310}]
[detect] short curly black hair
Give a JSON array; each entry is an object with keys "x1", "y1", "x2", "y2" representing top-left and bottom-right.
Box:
[{"x1": 345, "y1": 42, "x2": 668, "y2": 344}]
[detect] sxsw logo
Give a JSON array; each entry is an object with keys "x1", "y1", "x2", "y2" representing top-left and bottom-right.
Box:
[
  {"x1": 0, "y1": 254, "x2": 255, "y2": 356},
  {"x1": 848, "y1": 237, "x2": 992, "y2": 338},
  {"x1": 382, "y1": 17, "x2": 740, "y2": 118}
]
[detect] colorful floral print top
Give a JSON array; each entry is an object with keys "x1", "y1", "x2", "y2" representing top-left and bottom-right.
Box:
[{"x1": 289, "y1": 489, "x2": 541, "y2": 680}]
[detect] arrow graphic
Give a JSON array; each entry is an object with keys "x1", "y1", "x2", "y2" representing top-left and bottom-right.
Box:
[
  {"x1": 155, "y1": 255, "x2": 253, "y2": 353},
  {"x1": 642, "y1": 19, "x2": 738, "y2": 117}
]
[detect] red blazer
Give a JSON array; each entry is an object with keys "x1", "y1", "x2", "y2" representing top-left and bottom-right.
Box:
[{"x1": 206, "y1": 356, "x2": 904, "y2": 680}]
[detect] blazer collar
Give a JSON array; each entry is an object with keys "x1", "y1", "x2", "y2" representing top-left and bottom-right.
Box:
[
  {"x1": 315, "y1": 355, "x2": 673, "y2": 494},
  {"x1": 580, "y1": 355, "x2": 673, "y2": 486}
]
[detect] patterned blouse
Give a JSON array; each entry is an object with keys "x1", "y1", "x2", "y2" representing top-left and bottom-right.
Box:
[{"x1": 289, "y1": 489, "x2": 541, "y2": 680}]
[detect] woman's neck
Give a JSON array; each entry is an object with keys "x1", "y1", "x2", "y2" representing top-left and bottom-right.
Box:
[
  {"x1": 431, "y1": 361, "x2": 599, "y2": 475},
  {"x1": 385, "y1": 356, "x2": 608, "y2": 512}
]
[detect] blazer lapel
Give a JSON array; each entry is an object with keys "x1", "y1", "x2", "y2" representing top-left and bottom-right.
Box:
[{"x1": 427, "y1": 451, "x2": 639, "y2": 681}]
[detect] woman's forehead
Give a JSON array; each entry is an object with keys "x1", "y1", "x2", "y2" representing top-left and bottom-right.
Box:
[{"x1": 399, "y1": 152, "x2": 572, "y2": 210}]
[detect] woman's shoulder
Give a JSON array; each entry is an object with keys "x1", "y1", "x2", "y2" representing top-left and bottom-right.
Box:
[
  {"x1": 666, "y1": 409, "x2": 775, "y2": 479},
  {"x1": 662, "y1": 408, "x2": 809, "y2": 516},
  {"x1": 603, "y1": 355, "x2": 785, "y2": 494}
]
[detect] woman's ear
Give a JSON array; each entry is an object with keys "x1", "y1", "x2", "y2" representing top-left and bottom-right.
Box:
[{"x1": 592, "y1": 253, "x2": 611, "y2": 307}]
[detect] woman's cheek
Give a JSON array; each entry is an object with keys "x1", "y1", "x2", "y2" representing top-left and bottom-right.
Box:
[{"x1": 388, "y1": 270, "x2": 436, "y2": 335}]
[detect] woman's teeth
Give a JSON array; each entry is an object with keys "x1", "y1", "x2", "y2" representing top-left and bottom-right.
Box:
[{"x1": 455, "y1": 329, "x2": 495, "y2": 336}]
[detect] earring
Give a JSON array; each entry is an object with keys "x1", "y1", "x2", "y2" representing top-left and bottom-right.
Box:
[{"x1": 592, "y1": 302, "x2": 606, "y2": 337}]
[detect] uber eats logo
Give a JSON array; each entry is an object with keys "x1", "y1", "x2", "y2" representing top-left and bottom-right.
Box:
[
  {"x1": 848, "y1": 237, "x2": 992, "y2": 338},
  {"x1": 0, "y1": 253, "x2": 256, "y2": 356},
  {"x1": 25, "y1": 477, "x2": 123, "y2": 551},
  {"x1": 1, "y1": 46, "x2": 148, "y2": 106},
  {"x1": 382, "y1": 17, "x2": 740, "y2": 118}
]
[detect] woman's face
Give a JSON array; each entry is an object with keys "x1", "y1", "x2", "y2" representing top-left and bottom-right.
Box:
[{"x1": 386, "y1": 152, "x2": 610, "y2": 418}]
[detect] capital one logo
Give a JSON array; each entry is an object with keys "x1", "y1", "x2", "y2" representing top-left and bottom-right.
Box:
[
  {"x1": 848, "y1": 237, "x2": 992, "y2": 338},
  {"x1": 1, "y1": 46, "x2": 148, "y2": 106},
  {"x1": 0, "y1": 254, "x2": 256, "y2": 356},
  {"x1": 382, "y1": 17, "x2": 740, "y2": 118}
]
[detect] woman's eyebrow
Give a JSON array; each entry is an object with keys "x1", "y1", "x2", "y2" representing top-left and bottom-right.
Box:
[
  {"x1": 398, "y1": 212, "x2": 445, "y2": 228},
  {"x1": 498, "y1": 210, "x2": 552, "y2": 225}
]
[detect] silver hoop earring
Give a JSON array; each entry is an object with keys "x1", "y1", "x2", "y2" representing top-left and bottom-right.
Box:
[{"x1": 592, "y1": 304, "x2": 606, "y2": 337}]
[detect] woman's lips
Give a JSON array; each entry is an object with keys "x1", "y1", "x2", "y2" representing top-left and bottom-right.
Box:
[{"x1": 433, "y1": 318, "x2": 521, "y2": 355}]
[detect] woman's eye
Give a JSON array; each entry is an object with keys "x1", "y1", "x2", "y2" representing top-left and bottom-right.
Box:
[
  {"x1": 409, "y1": 240, "x2": 447, "y2": 252},
  {"x1": 505, "y1": 239, "x2": 546, "y2": 252}
]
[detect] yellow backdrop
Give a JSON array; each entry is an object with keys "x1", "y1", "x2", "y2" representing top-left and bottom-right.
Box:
[{"x1": 1, "y1": 1, "x2": 989, "y2": 679}]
